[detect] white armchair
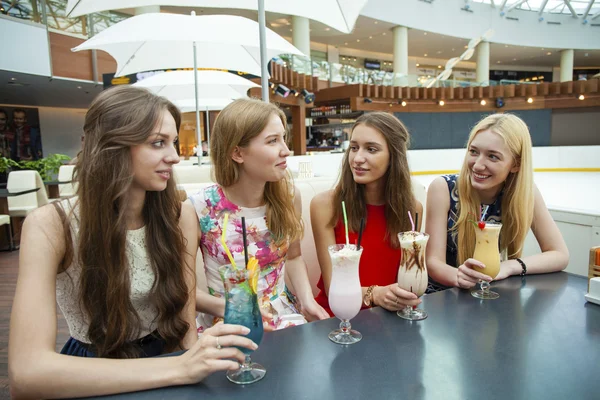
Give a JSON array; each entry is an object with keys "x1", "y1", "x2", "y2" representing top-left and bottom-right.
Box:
[
  {"x1": 58, "y1": 165, "x2": 77, "y2": 197},
  {"x1": 7, "y1": 170, "x2": 49, "y2": 217}
]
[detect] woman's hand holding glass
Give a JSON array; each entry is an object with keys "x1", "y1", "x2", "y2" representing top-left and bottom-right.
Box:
[
  {"x1": 177, "y1": 323, "x2": 258, "y2": 385},
  {"x1": 456, "y1": 258, "x2": 493, "y2": 289},
  {"x1": 373, "y1": 284, "x2": 421, "y2": 312}
]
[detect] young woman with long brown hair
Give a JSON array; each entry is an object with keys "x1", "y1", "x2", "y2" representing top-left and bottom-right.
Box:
[
  {"x1": 9, "y1": 86, "x2": 256, "y2": 398},
  {"x1": 425, "y1": 113, "x2": 568, "y2": 292},
  {"x1": 312, "y1": 112, "x2": 423, "y2": 315},
  {"x1": 187, "y1": 98, "x2": 328, "y2": 332}
]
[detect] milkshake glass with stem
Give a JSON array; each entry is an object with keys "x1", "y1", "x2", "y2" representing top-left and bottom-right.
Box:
[{"x1": 328, "y1": 244, "x2": 363, "y2": 344}]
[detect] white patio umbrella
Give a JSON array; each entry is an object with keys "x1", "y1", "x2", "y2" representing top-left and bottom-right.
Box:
[
  {"x1": 132, "y1": 70, "x2": 259, "y2": 102},
  {"x1": 71, "y1": 13, "x2": 302, "y2": 78},
  {"x1": 66, "y1": 0, "x2": 368, "y2": 34},
  {"x1": 73, "y1": 12, "x2": 302, "y2": 160},
  {"x1": 133, "y1": 70, "x2": 257, "y2": 160}
]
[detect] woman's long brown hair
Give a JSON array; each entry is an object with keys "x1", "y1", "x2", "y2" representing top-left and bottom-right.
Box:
[
  {"x1": 329, "y1": 112, "x2": 416, "y2": 248},
  {"x1": 68, "y1": 86, "x2": 191, "y2": 358}
]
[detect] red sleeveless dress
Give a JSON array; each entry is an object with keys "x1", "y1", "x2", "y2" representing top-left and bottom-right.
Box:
[{"x1": 314, "y1": 204, "x2": 402, "y2": 316}]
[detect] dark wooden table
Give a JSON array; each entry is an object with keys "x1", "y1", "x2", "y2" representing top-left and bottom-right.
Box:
[{"x1": 80, "y1": 272, "x2": 600, "y2": 400}]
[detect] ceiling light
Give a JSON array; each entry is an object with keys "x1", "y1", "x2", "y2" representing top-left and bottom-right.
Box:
[
  {"x1": 452, "y1": 48, "x2": 455, "y2": 51},
  {"x1": 527, "y1": 97, "x2": 533, "y2": 103},
  {"x1": 579, "y1": 94, "x2": 585, "y2": 100},
  {"x1": 357, "y1": 39, "x2": 360, "y2": 42},
  {"x1": 353, "y1": 58, "x2": 357, "y2": 61},
  {"x1": 77, "y1": 85, "x2": 82, "y2": 89},
  {"x1": 344, "y1": 42, "x2": 348, "y2": 45},
  {"x1": 497, "y1": 61, "x2": 501, "y2": 64},
  {"x1": 424, "y1": 32, "x2": 427, "y2": 35},
  {"x1": 401, "y1": 101, "x2": 407, "y2": 107},
  {"x1": 11, "y1": 77, "x2": 16, "y2": 81},
  {"x1": 438, "y1": 65, "x2": 442, "y2": 68},
  {"x1": 424, "y1": 53, "x2": 428, "y2": 57},
  {"x1": 374, "y1": 21, "x2": 378, "y2": 24},
  {"x1": 300, "y1": 89, "x2": 315, "y2": 104},
  {"x1": 274, "y1": 84, "x2": 291, "y2": 98},
  {"x1": 325, "y1": 27, "x2": 330, "y2": 31},
  {"x1": 342, "y1": 57, "x2": 346, "y2": 60},
  {"x1": 505, "y1": 45, "x2": 509, "y2": 48},
  {"x1": 513, "y1": 58, "x2": 517, "y2": 61},
  {"x1": 480, "y1": 99, "x2": 486, "y2": 106},
  {"x1": 416, "y1": 63, "x2": 420, "y2": 67},
  {"x1": 382, "y1": 32, "x2": 386, "y2": 36},
  {"x1": 547, "y1": 52, "x2": 552, "y2": 55},
  {"x1": 439, "y1": 100, "x2": 445, "y2": 106},
  {"x1": 464, "y1": 45, "x2": 468, "y2": 49},
  {"x1": 369, "y1": 36, "x2": 373, "y2": 39}
]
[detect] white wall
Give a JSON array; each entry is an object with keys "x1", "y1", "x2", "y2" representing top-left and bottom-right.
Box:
[
  {"x1": 38, "y1": 107, "x2": 87, "y2": 158},
  {"x1": 361, "y1": 0, "x2": 600, "y2": 50},
  {"x1": 0, "y1": 16, "x2": 51, "y2": 76}
]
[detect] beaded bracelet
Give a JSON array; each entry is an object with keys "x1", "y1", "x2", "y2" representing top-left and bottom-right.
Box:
[{"x1": 516, "y1": 258, "x2": 527, "y2": 276}]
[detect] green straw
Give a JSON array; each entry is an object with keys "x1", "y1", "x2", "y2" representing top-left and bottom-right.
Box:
[{"x1": 342, "y1": 201, "x2": 350, "y2": 246}]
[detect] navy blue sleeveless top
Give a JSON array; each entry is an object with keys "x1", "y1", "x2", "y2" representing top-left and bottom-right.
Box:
[{"x1": 427, "y1": 174, "x2": 503, "y2": 293}]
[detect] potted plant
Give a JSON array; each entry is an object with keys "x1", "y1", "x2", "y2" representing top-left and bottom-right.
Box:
[
  {"x1": 19, "y1": 154, "x2": 71, "y2": 181},
  {"x1": 0, "y1": 157, "x2": 20, "y2": 185}
]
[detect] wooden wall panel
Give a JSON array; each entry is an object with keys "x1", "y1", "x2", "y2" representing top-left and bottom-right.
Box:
[{"x1": 49, "y1": 32, "x2": 93, "y2": 81}]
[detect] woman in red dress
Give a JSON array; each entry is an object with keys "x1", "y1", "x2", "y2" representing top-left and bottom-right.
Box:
[{"x1": 312, "y1": 112, "x2": 423, "y2": 316}]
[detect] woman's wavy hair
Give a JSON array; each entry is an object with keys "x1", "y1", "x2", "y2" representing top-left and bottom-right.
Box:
[
  {"x1": 210, "y1": 98, "x2": 302, "y2": 244},
  {"x1": 329, "y1": 112, "x2": 416, "y2": 248},
  {"x1": 66, "y1": 85, "x2": 191, "y2": 358},
  {"x1": 454, "y1": 113, "x2": 534, "y2": 266}
]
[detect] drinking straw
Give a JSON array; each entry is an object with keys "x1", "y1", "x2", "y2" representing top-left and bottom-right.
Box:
[
  {"x1": 415, "y1": 212, "x2": 419, "y2": 231},
  {"x1": 356, "y1": 217, "x2": 365, "y2": 249},
  {"x1": 408, "y1": 211, "x2": 415, "y2": 231},
  {"x1": 341, "y1": 201, "x2": 350, "y2": 246},
  {"x1": 481, "y1": 205, "x2": 490, "y2": 221},
  {"x1": 221, "y1": 213, "x2": 236, "y2": 268},
  {"x1": 241, "y1": 216, "x2": 249, "y2": 268}
]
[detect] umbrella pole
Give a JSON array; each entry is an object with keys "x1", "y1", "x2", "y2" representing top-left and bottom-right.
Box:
[
  {"x1": 258, "y1": 0, "x2": 269, "y2": 102},
  {"x1": 205, "y1": 106, "x2": 210, "y2": 162},
  {"x1": 193, "y1": 40, "x2": 202, "y2": 167}
]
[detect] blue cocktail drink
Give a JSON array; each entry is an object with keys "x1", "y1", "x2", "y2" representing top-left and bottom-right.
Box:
[{"x1": 219, "y1": 264, "x2": 266, "y2": 384}]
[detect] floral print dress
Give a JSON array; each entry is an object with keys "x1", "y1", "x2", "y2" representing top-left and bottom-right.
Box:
[{"x1": 189, "y1": 185, "x2": 303, "y2": 332}]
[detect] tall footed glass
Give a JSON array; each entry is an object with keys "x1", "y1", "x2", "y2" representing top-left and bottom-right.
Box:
[
  {"x1": 328, "y1": 244, "x2": 363, "y2": 345},
  {"x1": 219, "y1": 264, "x2": 265, "y2": 384},
  {"x1": 396, "y1": 232, "x2": 429, "y2": 321},
  {"x1": 471, "y1": 221, "x2": 502, "y2": 300}
]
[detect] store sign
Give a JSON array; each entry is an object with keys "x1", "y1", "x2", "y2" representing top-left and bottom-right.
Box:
[{"x1": 364, "y1": 59, "x2": 381, "y2": 70}]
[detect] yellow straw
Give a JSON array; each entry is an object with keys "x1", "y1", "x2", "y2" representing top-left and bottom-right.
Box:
[{"x1": 221, "y1": 213, "x2": 236, "y2": 268}]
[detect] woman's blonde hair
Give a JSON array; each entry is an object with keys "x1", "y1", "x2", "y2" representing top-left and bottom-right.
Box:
[
  {"x1": 210, "y1": 98, "x2": 302, "y2": 244},
  {"x1": 454, "y1": 113, "x2": 534, "y2": 266},
  {"x1": 329, "y1": 112, "x2": 416, "y2": 248}
]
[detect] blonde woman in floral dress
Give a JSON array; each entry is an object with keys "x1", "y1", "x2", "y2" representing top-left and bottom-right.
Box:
[{"x1": 187, "y1": 98, "x2": 329, "y2": 333}]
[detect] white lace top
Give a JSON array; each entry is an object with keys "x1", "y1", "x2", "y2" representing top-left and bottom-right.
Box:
[{"x1": 55, "y1": 205, "x2": 158, "y2": 344}]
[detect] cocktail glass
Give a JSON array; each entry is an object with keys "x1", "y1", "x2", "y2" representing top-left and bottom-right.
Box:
[
  {"x1": 396, "y1": 231, "x2": 429, "y2": 321},
  {"x1": 328, "y1": 244, "x2": 363, "y2": 345},
  {"x1": 219, "y1": 264, "x2": 265, "y2": 384},
  {"x1": 471, "y1": 221, "x2": 502, "y2": 300}
]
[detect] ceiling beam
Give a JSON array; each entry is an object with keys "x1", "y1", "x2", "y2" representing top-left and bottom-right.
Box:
[
  {"x1": 508, "y1": 0, "x2": 528, "y2": 12},
  {"x1": 592, "y1": 11, "x2": 600, "y2": 19},
  {"x1": 583, "y1": 0, "x2": 596, "y2": 19},
  {"x1": 539, "y1": 0, "x2": 550, "y2": 14},
  {"x1": 563, "y1": 0, "x2": 578, "y2": 17},
  {"x1": 500, "y1": 0, "x2": 509, "y2": 11},
  {"x1": 490, "y1": 0, "x2": 496, "y2": 7}
]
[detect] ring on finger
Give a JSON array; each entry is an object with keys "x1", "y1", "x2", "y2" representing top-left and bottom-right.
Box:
[{"x1": 216, "y1": 336, "x2": 222, "y2": 350}]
